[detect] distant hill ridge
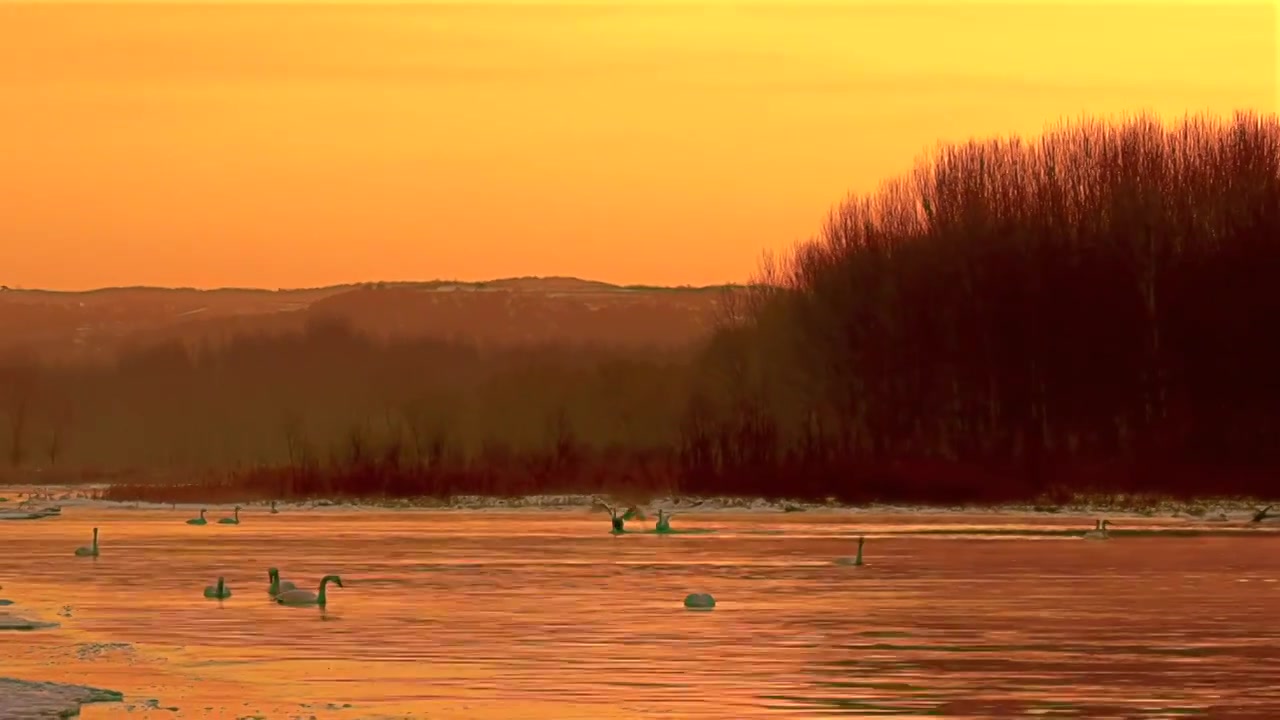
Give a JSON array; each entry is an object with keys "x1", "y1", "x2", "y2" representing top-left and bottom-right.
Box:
[
  {"x1": 0, "y1": 276, "x2": 749, "y2": 362},
  {"x1": 0, "y1": 276, "x2": 743, "y2": 297}
]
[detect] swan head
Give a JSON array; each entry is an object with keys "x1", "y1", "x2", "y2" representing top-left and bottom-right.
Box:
[
  {"x1": 268, "y1": 568, "x2": 279, "y2": 580},
  {"x1": 322, "y1": 574, "x2": 344, "y2": 588},
  {"x1": 858, "y1": 535, "x2": 865, "y2": 546}
]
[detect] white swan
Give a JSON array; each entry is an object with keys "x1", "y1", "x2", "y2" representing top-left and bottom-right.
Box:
[
  {"x1": 267, "y1": 568, "x2": 297, "y2": 597},
  {"x1": 1083, "y1": 519, "x2": 1111, "y2": 540},
  {"x1": 835, "y1": 536, "x2": 865, "y2": 566},
  {"x1": 74, "y1": 527, "x2": 99, "y2": 557},
  {"x1": 276, "y1": 575, "x2": 343, "y2": 607},
  {"x1": 655, "y1": 509, "x2": 675, "y2": 533},
  {"x1": 203, "y1": 576, "x2": 232, "y2": 599},
  {"x1": 684, "y1": 592, "x2": 715, "y2": 609}
]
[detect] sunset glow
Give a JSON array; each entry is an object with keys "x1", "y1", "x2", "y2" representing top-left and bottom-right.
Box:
[{"x1": 2, "y1": 1, "x2": 1274, "y2": 289}]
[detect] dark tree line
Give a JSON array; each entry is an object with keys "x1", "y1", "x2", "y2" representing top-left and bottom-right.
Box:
[{"x1": 684, "y1": 111, "x2": 1280, "y2": 500}]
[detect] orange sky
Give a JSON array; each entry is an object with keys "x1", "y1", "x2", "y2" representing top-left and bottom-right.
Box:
[{"x1": 1, "y1": 1, "x2": 1275, "y2": 290}]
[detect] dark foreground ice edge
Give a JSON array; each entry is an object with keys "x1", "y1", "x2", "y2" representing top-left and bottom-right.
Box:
[
  {"x1": 0, "y1": 611, "x2": 123, "y2": 718},
  {"x1": 0, "y1": 677, "x2": 124, "y2": 719}
]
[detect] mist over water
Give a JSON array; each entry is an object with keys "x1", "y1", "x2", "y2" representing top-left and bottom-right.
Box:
[{"x1": 3, "y1": 508, "x2": 1279, "y2": 718}]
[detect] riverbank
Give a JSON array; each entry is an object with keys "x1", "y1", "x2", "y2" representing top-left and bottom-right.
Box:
[{"x1": 0, "y1": 484, "x2": 1275, "y2": 524}]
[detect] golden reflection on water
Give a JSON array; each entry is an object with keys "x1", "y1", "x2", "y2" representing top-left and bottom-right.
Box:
[{"x1": 2, "y1": 508, "x2": 1278, "y2": 718}]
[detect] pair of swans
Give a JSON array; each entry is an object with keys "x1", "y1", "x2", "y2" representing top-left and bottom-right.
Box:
[
  {"x1": 187, "y1": 507, "x2": 241, "y2": 525},
  {"x1": 203, "y1": 571, "x2": 343, "y2": 606},
  {"x1": 602, "y1": 503, "x2": 678, "y2": 534}
]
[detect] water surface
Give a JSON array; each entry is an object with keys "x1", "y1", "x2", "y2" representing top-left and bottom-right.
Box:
[{"x1": 2, "y1": 508, "x2": 1278, "y2": 718}]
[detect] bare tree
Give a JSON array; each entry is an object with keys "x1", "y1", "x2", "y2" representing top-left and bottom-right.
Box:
[
  {"x1": 7, "y1": 395, "x2": 27, "y2": 468},
  {"x1": 0, "y1": 360, "x2": 37, "y2": 469},
  {"x1": 46, "y1": 400, "x2": 74, "y2": 467}
]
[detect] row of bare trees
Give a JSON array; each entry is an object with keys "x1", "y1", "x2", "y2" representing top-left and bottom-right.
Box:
[{"x1": 685, "y1": 111, "x2": 1280, "y2": 497}]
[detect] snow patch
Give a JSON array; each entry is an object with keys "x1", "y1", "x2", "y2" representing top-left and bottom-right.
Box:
[
  {"x1": 0, "y1": 612, "x2": 59, "y2": 631},
  {"x1": 0, "y1": 677, "x2": 123, "y2": 719}
]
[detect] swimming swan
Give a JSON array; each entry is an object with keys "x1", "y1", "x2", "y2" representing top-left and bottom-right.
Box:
[
  {"x1": 217, "y1": 506, "x2": 242, "y2": 525},
  {"x1": 186, "y1": 508, "x2": 208, "y2": 525},
  {"x1": 1083, "y1": 519, "x2": 1111, "y2": 540},
  {"x1": 267, "y1": 568, "x2": 297, "y2": 597},
  {"x1": 656, "y1": 509, "x2": 675, "y2": 533},
  {"x1": 602, "y1": 503, "x2": 626, "y2": 534},
  {"x1": 684, "y1": 592, "x2": 716, "y2": 609},
  {"x1": 835, "y1": 536, "x2": 865, "y2": 566},
  {"x1": 74, "y1": 527, "x2": 100, "y2": 557},
  {"x1": 1252, "y1": 505, "x2": 1274, "y2": 523},
  {"x1": 203, "y1": 576, "x2": 232, "y2": 600},
  {"x1": 275, "y1": 575, "x2": 344, "y2": 607}
]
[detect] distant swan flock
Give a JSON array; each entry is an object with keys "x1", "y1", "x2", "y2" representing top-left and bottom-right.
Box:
[
  {"x1": 30, "y1": 486, "x2": 1224, "y2": 623},
  {"x1": 60, "y1": 501, "x2": 352, "y2": 611}
]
